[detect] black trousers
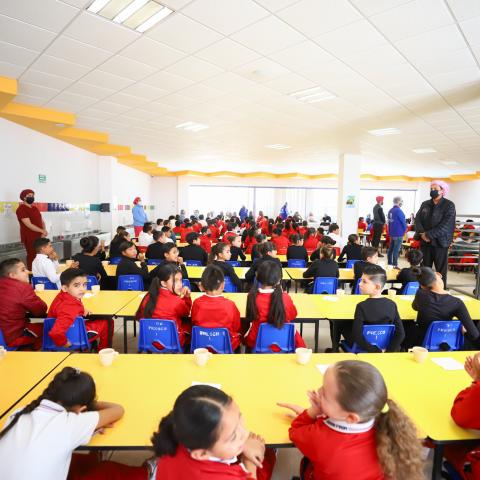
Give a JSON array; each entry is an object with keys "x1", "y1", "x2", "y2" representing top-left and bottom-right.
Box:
[
  {"x1": 372, "y1": 223, "x2": 383, "y2": 248},
  {"x1": 421, "y1": 243, "x2": 449, "y2": 286}
]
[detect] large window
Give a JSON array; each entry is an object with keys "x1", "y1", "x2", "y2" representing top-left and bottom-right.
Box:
[{"x1": 359, "y1": 189, "x2": 417, "y2": 220}]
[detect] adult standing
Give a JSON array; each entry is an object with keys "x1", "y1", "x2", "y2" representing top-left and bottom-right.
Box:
[
  {"x1": 372, "y1": 196, "x2": 386, "y2": 257},
  {"x1": 415, "y1": 180, "x2": 456, "y2": 286},
  {"x1": 387, "y1": 197, "x2": 407, "y2": 268},
  {"x1": 132, "y1": 197, "x2": 148, "y2": 237},
  {"x1": 279, "y1": 202, "x2": 289, "y2": 221},
  {"x1": 16, "y1": 189, "x2": 47, "y2": 270},
  {"x1": 239, "y1": 205, "x2": 248, "y2": 222}
]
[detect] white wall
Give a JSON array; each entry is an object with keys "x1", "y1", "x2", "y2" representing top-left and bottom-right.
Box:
[
  {"x1": 151, "y1": 176, "x2": 178, "y2": 219},
  {"x1": 449, "y1": 180, "x2": 480, "y2": 218}
]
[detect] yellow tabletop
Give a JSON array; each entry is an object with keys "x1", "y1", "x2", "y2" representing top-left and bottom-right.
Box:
[
  {"x1": 0, "y1": 353, "x2": 353, "y2": 447},
  {"x1": 186, "y1": 266, "x2": 289, "y2": 280},
  {"x1": 359, "y1": 352, "x2": 480, "y2": 442},
  {"x1": 0, "y1": 352, "x2": 70, "y2": 418},
  {"x1": 103, "y1": 264, "x2": 156, "y2": 277},
  {"x1": 35, "y1": 290, "x2": 141, "y2": 316},
  {"x1": 286, "y1": 268, "x2": 399, "y2": 281}
]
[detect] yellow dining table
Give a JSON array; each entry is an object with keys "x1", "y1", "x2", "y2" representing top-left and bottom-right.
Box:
[{"x1": 186, "y1": 266, "x2": 289, "y2": 281}]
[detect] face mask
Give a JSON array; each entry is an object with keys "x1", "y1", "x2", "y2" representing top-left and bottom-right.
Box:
[
  {"x1": 399, "y1": 202, "x2": 403, "y2": 207},
  {"x1": 430, "y1": 189, "x2": 439, "y2": 199},
  {"x1": 26, "y1": 197, "x2": 35, "y2": 204}
]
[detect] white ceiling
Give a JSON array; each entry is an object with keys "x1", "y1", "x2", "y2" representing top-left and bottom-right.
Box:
[{"x1": 1, "y1": 0, "x2": 480, "y2": 176}]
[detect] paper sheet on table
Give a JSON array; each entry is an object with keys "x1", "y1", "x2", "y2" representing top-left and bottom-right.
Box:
[
  {"x1": 399, "y1": 296, "x2": 414, "y2": 301},
  {"x1": 324, "y1": 297, "x2": 339, "y2": 302},
  {"x1": 191, "y1": 381, "x2": 222, "y2": 389},
  {"x1": 316, "y1": 364, "x2": 330, "y2": 375},
  {"x1": 431, "y1": 357, "x2": 464, "y2": 371},
  {"x1": 83, "y1": 293, "x2": 93, "y2": 298}
]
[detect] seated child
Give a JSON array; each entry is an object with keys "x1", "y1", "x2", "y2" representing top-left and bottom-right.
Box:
[
  {"x1": 287, "y1": 234, "x2": 308, "y2": 262},
  {"x1": 146, "y1": 230, "x2": 169, "y2": 260},
  {"x1": 116, "y1": 240, "x2": 150, "y2": 289},
  {"x1": 337, "y1": 234, "x2": 362, "y2": 263},
  {"x1": 228, "y1": 235, "x2": 246, "y2": 262},
  {"x1": 180, "y1": 232, "x2": 208, "y2": 265},
  {"x1": 310, "y1": 236, "x2": 336, "y2": 261},
  {"x1": 244, "y1": 242, "x2": 281, "y2": 283},
  {"x1": 278, "y1": 360, "x2": 424, "y2": 480},
  {"x1": 303, "y1": 228, "x2": 319, "y2": 254},
  {"x1": 208, "y1": 243, "x2": 242, "y2": 292},
  {"x1": 397, "y1": 249, "x2": 423, "y2": 289},
  {"x1": 271, "y1": 228, "x2": 289, "y2": 254},
  {"x1": 191, "y1": 265, "x2": 241, "y2": 351},
  {"x1": 353, "y1": 246, "x2": 378, "y2": 284},
  {"x1": 251, "y1": 234, "x2": 267, "y2": 261},
  {"x1": 47, "y1": 268, "x2": 110, "y2": 350},
  {"x1": 199, "y1": 226, "x2": 212, "y2": 253},
  {"x1": 138, "y1": 222, "x2": 154, "y2": 247},
  {"x1": 0, "y1": 258, "x2": 47, "y2": 349},
  {"x1": 303, "y1": 246, "x2": 339, "y2": 286}
]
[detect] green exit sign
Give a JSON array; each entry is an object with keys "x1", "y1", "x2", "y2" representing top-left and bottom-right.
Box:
[{"x1": 38, "y1": 174, "x2": 47, "y2": 183}]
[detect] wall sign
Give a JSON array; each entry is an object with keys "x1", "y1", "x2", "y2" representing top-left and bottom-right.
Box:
[{"x1": 38, "y1": 174, "x2": 47, "y2": 183}]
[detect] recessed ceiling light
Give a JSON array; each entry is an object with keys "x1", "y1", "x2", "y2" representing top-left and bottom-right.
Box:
[
  {"x1": 441, "y1": 160, "x2": 459, "y2": 165},
  {"x1": 412, "y1": 148, "x2": 437, "y2": 154},
  {"x1": 113, "y1": 0, "x2": 149, "y2": 23},
  {"x1": 368, "y1": 128, "x2": 401, "y2": 136},
  {"x1": 266, "y1": 144, "x2": 290, "y2": 150},
  {"x1": 176, "y1": 121, "x2": 209, "y2": 132},
  {"x1": 87, "y1": 0, "x2": 110, "y2": 14},
  {"x1": 290, "y1": 86, "x2": 337, "y2": 104}
]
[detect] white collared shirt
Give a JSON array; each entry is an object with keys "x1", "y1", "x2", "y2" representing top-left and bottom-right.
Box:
[
  {"x1": 138, "y1": 231, "x2": 154, "y2": 247},
  {"x1": 32, "y1": 253, "x2": 61, "y2": 288},
  {"x1": 0, "y1": 399, "x2": 99, "y2": 480},
  {"x1": 329, "y1": 232, "x2": 345, "y2": 250}
]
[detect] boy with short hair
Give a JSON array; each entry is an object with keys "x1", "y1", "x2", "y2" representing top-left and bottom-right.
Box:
[
  {"x1": 31, "y1": 238, "x2": 65, "y2": 288},
  {"x1": 353, "y1": 246, "x2": 379, "y2": 284},
  {"x1": 180, "y1": 232, "x2": 208, "y2": 265},
  {"x1": 146, "y1": 230, "x2": 169, "y2": 260},
  {"x1": 0, "y1": 258, "x2": 47, "y2": 349},
  {"x1": 47, "y1": 268, "x2": 109, "y2": 349}
]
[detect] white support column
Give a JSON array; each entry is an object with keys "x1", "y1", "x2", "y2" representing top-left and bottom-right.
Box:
[{"x1": 337, "y1": 154, "x2": 361, "y2": 238}]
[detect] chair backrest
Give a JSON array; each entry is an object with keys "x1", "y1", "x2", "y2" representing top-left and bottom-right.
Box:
[
  {"x1": 42, "y1": 317, "x2": 90, "y2": 352},
  {"x1": 253, "y1": 323, "x2": 295, "y2": 353},
  {"x1": 422, "y1": 321, "x2": 463, "y2": 351},
  {"x1": 185, "y1": 260, "x2": 202, "y2": 266},
  {"x1": 117, "y1": 274, "x2": 144, "y2": 291},
  {"x1": 346, "y1": 259, "x2": 360, "y2": 269},
  {"x1": 0, "y1": 329, "x2": 7, "y2": 349},
  {"x1": 402, "y1": 281, "x2": 420, "y2": 295},
  {"x1": 86, "y1": 275, "x2": 99, "y2": 290},
  {"x1": 32, "y1": 277, "x2": 58, "y2": 290},
  {"x1": 182, "y1": 279, "x2": 191, "y2": 289},
  {"x1": 138, "y1": 319, "x2": 182, "y2": 353},
  {"x1": 223, "y1": 276, "x2": 238, "y2": 293},
  {"x1": 147, "y1": 258, "x2": 162, "y2": 265},
  {"x1": 287, "y1": 259, "x2": 306, "y2": 268},
  {"x1": 313, "y1": 277, "x2": 338, "y2": 294},
  {"x1": 353, "y1": 279, "x2": 361, "y2": 294},
  {"x1": 109, "y1": 257, "x2": 122, "y2": 265},
  {"x1": 226, "y1": 260, "x2": 241, "y2": 267},
  {"x1": 190, "y1": 326, "x2": 233, "y2": 354},
  {"x1": 345, "y1": 324, "x2": 396, "y2": 353}
]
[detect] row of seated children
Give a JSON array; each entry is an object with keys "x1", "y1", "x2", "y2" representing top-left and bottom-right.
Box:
[{"x1": 0, "y1": 360, "x2": 432, "y2": 479}]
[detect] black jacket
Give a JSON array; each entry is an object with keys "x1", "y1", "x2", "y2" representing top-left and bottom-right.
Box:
[
  {"x1": 303, "y1": 259, "x2": 339, "y2": 279},
  {"x1": 338, "y1": 244, "x2": 362, "y2": 262},
  {"x1": 212, "y1": 260, "x2": 242, "y2": 291},
  {"x1": 180, "y1": 244, "x2": 208, "y2": 265},
  {"x1": 149, "y1": 260, "x2": 188, "y2": 280},
  {"x1": 116, "y1": 256, "x2": 150, "y2": 289},
  {"x1": 287, "y1": 245, "x2": 308, "y2": 262},
  {"x1": 415, "y1": 198, "x2": 456, "y2": 248},
  {"x1": 245, "y1": 257, "x2": 282, "y2": 283},
  {"x1": 72, "y1": 253, "x2": 108, "y2": 286},
  {"x1": 230, "y1": 246, "x2": 246, "y2": 262},
  {"x1": 146, "y1": 242, "x2": 168, "y2": 260},
  {"x1": 373, "y1": 203, "x2": 385, "y2": 225}
]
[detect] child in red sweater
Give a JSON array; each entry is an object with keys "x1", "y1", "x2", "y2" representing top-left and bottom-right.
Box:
[
  {"x1": 200, "y1": 227, "x2": 212, "y2": 253},
  {"x1": 0, "y1": 258, "x2": 47, "y2": 349},
  {"x1": 47, "y1": 269, "x2": 109, "y2": 350},
  {"x1": 191, "y1": 264, "x2": 242, "y2": 351},
  {"x1": 244, "y1": 260, "x2": 305, "y2": 350},
  {"x1": 152, "y1": 385, "x2": 275, "y2": 479},
  {"x1": 137, "y1": 262, "x2": 192, "y2": 348},
  {"x1": 271, "y1": 228, "x2": 289, "y2": 254},
  {"x1": 278, "y1": 360, "x2": 424, "y2": 480}
]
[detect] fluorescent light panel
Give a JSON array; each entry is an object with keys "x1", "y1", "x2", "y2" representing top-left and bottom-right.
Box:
[
  {"x1": 368, "y1": 128, "x2": 401, "y2": 136},
  {"x1": 266, "y1": 144, "x2": 290, "y2": 149},
  {"x1": 412, "y1": 148, "x2": 437, "y2": 154},
  {"x1": 441, "y1": 160, "x2": 459, "y2": 165},
  {"x1": 113, "y1": 0, "x2": 149, "y2": 23},
  {"x1": 290, "y1": 86, "x2": 337, "y2": 104},
  {"x1": 176, "y1": 121, "x2": 209, "y2": 132},
  {"x1": 87, "y1": 0, "x2": 110, "y2": 13}
]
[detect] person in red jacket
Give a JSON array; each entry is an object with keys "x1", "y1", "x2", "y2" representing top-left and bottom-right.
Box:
[
  {"x1": 303, "y1": 228, "x2": 319, "y2": 255},
  {"x1": 137, "y1": 263, "x2": 192, "y2": 348},
  {"x1": 271, "y1": 228, "x2": 289, "y2": 255},
  {"x1": 47, "y1": 269, "x2": 109, "y2": 350},
  {"x1": 192, "y1": 265, "x2": 242, "y2": 351},
  {"x1": 278, "y1": 360, "x2": 424, "y2": 480},
  {"x1": 180, "y1": 220, "x2": 194, "y2": 243},
  {"x1": 244, "y1": 260, "x2": 305, "y2": 350},
  {"x1": 199, "y1": 227, "x2": 212, "y2": 253},
  {"x1": 208, "y1": 220, "x2": 220, "y2": 241},
  {"x1": 358, "y1": 216, "x2": 368, "y2": 232},
  {"x1": 0, "y1": 258, "x2": 47, "y2": 349},
  {"x1": 152, "y1": 385, "x2": 275, "y2": 480}
]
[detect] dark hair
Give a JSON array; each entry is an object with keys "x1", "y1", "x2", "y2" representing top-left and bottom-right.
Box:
[
  {"x1": 186, "y1": 232, "x2": 199, "y2": 245},
  {"x1": 80, "y1": 235, "x2": 99, "y2": 254},
  {"x1": 255, "y1": 233, "x2": 266, "y2": 243},
  {"x1": 361, "y1": 246, "x2": 377, "y2": 260},
  {"x1": 153, "y1": 230, "x2": 164, "y2": 241},
  {"x1": 142, "y1": 263, "x2": 181, "y2": 317},
  {"x1": 227, "y1": 234, "x2": 240, "y2": 245},
  {"x1": 321, "y1": 235, "x2": 336, "y2": 246},
  {"x1": 116, "y1": 226, "x2": 126, "y2": 234},
  {"x1": 33, "y1": 237, "x2": 51, "y2": 252},
  {"x1": 362, "y1": 264, "x2": 386, "y2": 288},
  {"x1": 273, "y1": 227, "x2": 282, "y2": 236},
  {"x1": 143, "y1": 222, "x2": 153, "y2": 233},
  {"x1": 246, "y1": 261, "x2": 285, "y2": 328},
  {"x1": 358, "y1": 217, "x2": 364, "y2": 222},
  {"x1": 156, "y1": 218, "x2": 163, "y2": 226},
  {"x1": 208, "y1": 242, "x2": 228, "y2": 264},
  {"x1": 175, "y1": 220, "x2": 181, "y2": 227},
  {"x1": 303, "y1": 228, "x2": 315, "y2": 240},
  {"x1": 119, "y1": 240, "x2": 136, "y2": 254},
  {"x1": 161, "y1": 226, "x2": 171, "y2": 234},
  {"x1": 201, "y1": 226, "x2": 208, "y2": 235},
  {"x1": 411, "y1": 266, "x2": 437, "y2": 289},
  {"x1": 0, "y1": 367, "x2": 96, "y2": 440},
  {"x1": 259, "y1": 241, "x2": 276, "y2": 257},
  {"x1": 163, "y1": 243, "x2": 178, "y2": 256},
  {"x1": 0, "y1": 258, "x2": 23, "y2": 277},
  {"x1": 151, "y1": 385, "x2": 232, "y2": 457},
  {"x1": 290, "y1": 234, "x2": 301, "y2": 245},
  {"x1": 406, "y1": 249, "x2": 423, "y2": 266},
  {"x1": 60, "y1": 268, "x2": 87, "y2": 286},
  {"x1": 201, "y1": 264, "x2": 225, "y2": 292},
  {"x1": 112, "y1": 231, "x2": 129, "y2": 244},
  {"x1": 347, "y1": 234, "x2": 358, "y2": 245},
  {"x1": 320, "y1": 246, "x2": 334, "y2": 260},
  {"x1": 328, "y1": 223, "x2": 339, "y2": 233}
]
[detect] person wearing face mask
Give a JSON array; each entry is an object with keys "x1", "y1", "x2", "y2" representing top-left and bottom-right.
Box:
[
  {"x1": 131, "y1": 196, "x2": 148, "y2": 238},
  {"x1": 16, "y1": 189, "x2": 47, "y2": 270},
  {"x1": 371, "y1": 196, "x2": 385, "y2": 256},
  {"x1": 414, "y1": 180, "x2": 456, "y2": 286},
  {"x1": 387, "y1": 196, "x2": 407, "y2": 269}
]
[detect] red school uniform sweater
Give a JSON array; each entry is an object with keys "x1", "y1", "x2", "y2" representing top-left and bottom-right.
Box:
[
  {"x1": 200, "y1": 235, "x2": 212, "y2": 253},
  {"x1": 244, "y1": 237, "x2": 257, "y2": 254},
  {"x1": 209, "y1": 225, "x2": 220, "y2": 240},
  {"x1": 181, "y1": 227, "x2": 194, "y2": 242},
  {"x1": 303, "y1": 237, "x2": 319, "y2": 253},
  {"x1": 244, "y1": 291, "x2": 304, "y2": 349},
  {"x1": 138, "y1": 288, "x2": 192, "y2": 346},
  {"x1": 289, "y1": 411, "x2": 385, "y2": 480},
  {"x1": 451, "y1": 381, "x2": 480, "y2": 429},
  {"x1": 47, "y1": 291, "x2": 85, "y2": 346},
  {"x1": 271, "y1": 235, "x2": 289, "y2": 252},
  {"x1": 191, "y1": 294, "x2": 242, "y2": 350}
]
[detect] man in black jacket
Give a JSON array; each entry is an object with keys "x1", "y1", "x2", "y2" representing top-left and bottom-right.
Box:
[
  {"x1": 415, "y1": 180, "x2": 456, "y2": 286},
  {"x1": 372, "y1": 196, "x2": 385, "y2": 256}
]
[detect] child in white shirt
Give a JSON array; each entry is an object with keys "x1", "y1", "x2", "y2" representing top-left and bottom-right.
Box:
[
  {"x1": 138, "y1": 223, "x2": 154, "y2": 247},
  {"x1": 31, "y1": 238, "x2": 65, "y2": 288}
]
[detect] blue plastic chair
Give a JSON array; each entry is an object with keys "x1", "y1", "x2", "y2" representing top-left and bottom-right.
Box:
[
  {"x1": 109, "y1": 257, "x2": 122, "y2": 265},
  {"x1": 0, "y1": 329, "x2": 18, "y2": 351},
  {"x1": 32, "y1": 276, "x2": 58, "y2": 290},
  {"x1": 42, "y1": 317, "x2": 90, "y2": 352},
  {"x1": 185, "y1": 260, "x2": 202, "y2": 266},
  {"x1": 341, "y1": 324, "x2": 395, "y2": 353},
  {"x1": 147, "y1": 259, "x2": 162, "y2": 265},
  {"x1": 182, "y1": 279, "x2": 191, "y2": 289},
  {"x1": 253, "y1": 323, "x2": 296, "y2": 353},
  {"x1": 138, "y1": 319, "x2": 182, "y2": 353},
  {"x1": 346, "y1": 259, "x2": 360, "y2": 269},
  {"x1": 287, "y1": 259, "x2": 306, "y2": 268},
  {"x1": 313, "y1": 277, "x2": 338, "y2": 294},
  {"x1": 227, "y1": 260, "x2": 241, "y2": 267},
  {"x1": 190, "y1": 327, "x2": 233, "y2": 354},
  {"x1": 422, "y1": 321, "x2": 463, "y2": 351},
  {"x1": 223, "y1": 276, "x2": 238, "y2": 293},
  {"x1": 401, "y1": 281, "x2": 420, "y2": 295},
  {"x1": 86, "y1": 275, "x2": 99, "y2": 290},
  {"x1": 353, "y1": 279, "x2": 361, "y2": 294},
  {"x1": 118, "y1": 274, "x2": 144, "y2": 291}
]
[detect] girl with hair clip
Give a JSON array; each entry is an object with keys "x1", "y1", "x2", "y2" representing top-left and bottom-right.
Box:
[
  {"x1": 0, "y1": 367, "x2": 144, "y2": 480},
  {"x1": 278, "y1": 360, "x2": 424, "y2": 480},
  {"x1": 73, "y1": 235, "x2": 108, "y2": 288},
  {"x1": 244, "y1": 260, "x2": 305, "y2": 351},
  {"x1": 208, "y1": 242, "x2": 242, "y2": 292},
  {"x1": 151, "y1": 385, "x2": 275, "y2": 479},
  {"x1": 137, "y1": 263, "x2": 192, "y2": 348}
]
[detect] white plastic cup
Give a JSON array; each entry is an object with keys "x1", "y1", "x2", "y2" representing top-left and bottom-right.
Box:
[
  {"x1": 409, "y1": 346, "x2": 428, "y2": 364},
  {"x1": 0, "y1": 346, "x2": 6, "y2": 360},
  {"x1": 102, "y1": 261, "x2": 109, "y2": 267},
  {"x1": 66, "y1": 259, "x2": 73, "y2": 267},
  {"x1": 34, "y1": 283, "x2": 45, "y2": 292},
  {"x1": 194, "y1": 348, "x2": 212, "y2": 367},
  {"x1": 91, "y1": 285, "x2": 100, "y2": 294},
  {"x1": 295, "y1": 347, "x2": 312, "y2": 365},
  {"x1": 388, "y1": 289, "x2": 397, "y2": 297},
  {"x1": 99, "y1": 348, "x2": 119, "y2": 366},
  {"x1": 336, "y1": 288, "x2": 345, "y2": 296}
]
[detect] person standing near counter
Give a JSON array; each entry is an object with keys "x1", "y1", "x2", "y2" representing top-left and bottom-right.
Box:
[
  {"x1": 372, "y1": 196, "x2": 385, "y2": 257},
  {"x1": 131, "y1": 197, "x2": 148, "y2": 238}
]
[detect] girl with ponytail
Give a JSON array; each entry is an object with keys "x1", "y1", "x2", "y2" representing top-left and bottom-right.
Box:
[
  {"x1": 208, "y1": 242, "x2": 242, "y2": 292},
  {"x1": 278, "y1": 360, "x2": 424, "y2": 480},
  {"x1": 244, "y1": 261, "x2": 305, "y2": 351},
  {"x1": 151, "y1": 385, "x2": 275, "y2": 479}
]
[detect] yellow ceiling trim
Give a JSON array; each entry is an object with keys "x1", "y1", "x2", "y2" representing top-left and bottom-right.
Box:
[
  {"x1": 0, "y1": 101, "x2": 75, "y2": 125},
  {"x1": 90, "y1": 143, "x2": 131, "y2": 155},
  {"x1": 0, "y1": 75, "x2": 17, "y2": 110},
  {"x1": 57, "y1": 127, "x2": 108, "y2": 144}
]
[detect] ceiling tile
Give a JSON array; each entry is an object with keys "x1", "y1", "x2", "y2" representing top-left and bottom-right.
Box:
[
  {"x1": 459, "y1": 17, "x2": 480, "y2": 48},
  {"x1": 106, "y1": 91, "x2": 147, "y2": 108},
  {"x1": 235, "y1": 58, "x2": 290, "y2": 83},
  {"x1": 177, "y1": 83, "x2": 224, "y2": 101},
  {"x1": 182, "y1": 0, "x2": 269, "y2": 35},
  {"x1": 60, "y1": 0, "x2": 91, "y2": 7},
  {"x1": 13, "y1": 93, "x2": 46, "y2": 105},
  {"x1": 120, "y1": 37, "x2": 185, "y2": 69},
  {"x1": 0, "y1": 41, "x2": 38, "y2": 67},
  {"x1": 195, "y1": 38, "x2": 260, "y2": 70},
  {"x1": 254, "y1": 0, "x2": 301, "y2": 12},
  {"x1": 165, "y1": 56, "x2": 224, "y2": 82},
  {"x1": 262, "y1": 72, "x2": 315, "y2": 94},
  {"x1": 427, "y1": 66, "x2": 480, "y2": 91},
  {"x1": 0, "y1": 61, "x2": 26, "y2": 78},
  {"x1": 146, "y1": 13, "x2": 222, "y2": 54},
  {"x1": 19, "y1": 81, "x2": 60, "y2": 100},
  {"x1": 269, "y1": 40, "x2": 334, "y2": 72},
  {"x1": 413, "y1": 48, "x2": 478, "y2": 77},
  {"x1": 64, "y1": 81, "x2": 114, "y2": 99},
  {"x1": 49, "y1": 90, "x2": 98, "y2": 109},
  {"x1": 20, "y1": 69, "x2": 73, "y2": 90},
  {"x1": 88, "y1": 100, "x2": 132, "y2": 115},
  {"x1": 28, "y1": 54, "x2": 90, "y2": 80},
  {"x1": 141, "y1": 70, "x2": 195, "y2": 91},
  {"x1": 349, "y1": 0, "x2": 413, "y2": 17},
  {"x1": 99, "y1": 55, "x2": 157, "y2": 81},
  {"x1": 78, "y1": 107, "x2": 114, "y2": 121},
  {"x1": 120, "y1": 83, "x2": 169, "y2": 101},
  {"x1": 447, "y1": 0, "x2": 480, "y2": 21},
  {"x1": 154, "y1": 93, "x2": 197, "y2": 108},
  {"x1": 81, "y1": 69, "x2": 134, "y2": 90},
  {"x1": 159, "y1": 0, "x2": 192, "y2": 10}
]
